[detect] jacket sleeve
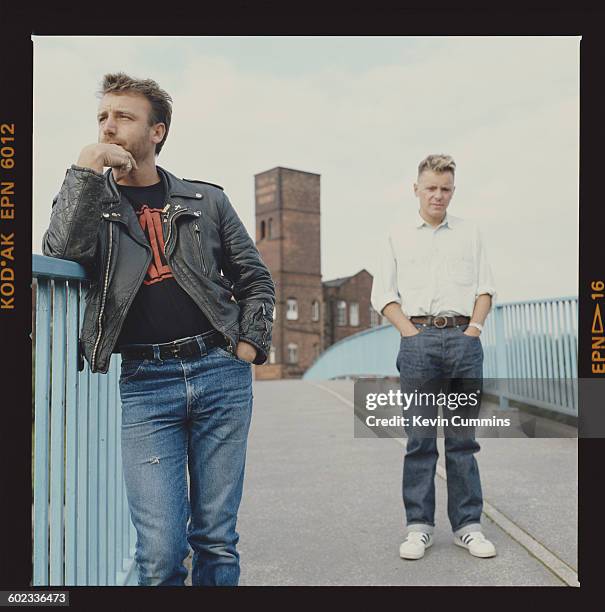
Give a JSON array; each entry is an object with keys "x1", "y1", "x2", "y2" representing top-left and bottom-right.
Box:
[
  {"x1": 218, "y1": 191, "x2": 275, "y2": 365},
  {"x1": 41, "y1": 165, "x2": 109, "y2": 274}
]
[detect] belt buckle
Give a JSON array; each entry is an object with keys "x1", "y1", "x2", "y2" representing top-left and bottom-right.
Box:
[
  {"x1": 170, "y1": 339, "x2": 183, "y2": 358},
  {"x1": 433, "y1": 316, "x2": 447, "y2": 329}
]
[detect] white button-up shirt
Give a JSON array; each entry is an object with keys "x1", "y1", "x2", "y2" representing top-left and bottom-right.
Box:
[{"x1": 371, "y1": 210, "x2": 496, "y2": 317}]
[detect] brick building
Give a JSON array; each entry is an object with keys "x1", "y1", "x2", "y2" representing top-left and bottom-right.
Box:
[
  {"x1": 254, "y1": 167, "x2": 323, "y2": 380},
  {"x1": 254, "y1": 167, "x2": 382, "y2": 380},
  {"x1": 322, "y1": 269, "x2": 382, "y2": 350}
]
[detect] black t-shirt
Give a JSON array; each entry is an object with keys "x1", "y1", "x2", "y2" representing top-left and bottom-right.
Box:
[{"x1": 115, "y1": 180, "x2": 214, "y2": 347}]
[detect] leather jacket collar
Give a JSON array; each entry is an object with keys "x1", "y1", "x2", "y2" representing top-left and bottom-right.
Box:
[{"x1": 101, "y1": 165, "x2": 205, "y2": 210}]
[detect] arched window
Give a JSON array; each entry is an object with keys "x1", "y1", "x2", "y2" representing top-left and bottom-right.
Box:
[
  {"x1": 269, "y1": 346, "x2": 276, "y2": 364},
  {"x1": 260, "y1": 220, "x2": 266, "y2": 240},
  {"x1": 268, "y1": 217, "x2": 273, "y2": 239},
  {"x1": 336, "y1": 300, "x2": 347, "y2": 326},
  {"x1": 287, "y1": 343, "x2": 298, "y2": 364},
  {"x1": 311, "y1": 300, "x2": 320, "y2": 322},
  {"x1": 286, "y1": 298, "x2": 298, "y2": 320},
  {"x1": 349, "y1": 302, "x2": 359, "y2": 327}
]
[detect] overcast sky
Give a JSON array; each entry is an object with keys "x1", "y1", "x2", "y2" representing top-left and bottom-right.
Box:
[{"x1": 32, "y1": 36, "x2": 579, "y2": 303}]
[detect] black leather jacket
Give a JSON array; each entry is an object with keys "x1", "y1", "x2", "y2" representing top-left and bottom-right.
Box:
[{"x1": 42, "y1": 165, "x2": 275, "y2": 373}]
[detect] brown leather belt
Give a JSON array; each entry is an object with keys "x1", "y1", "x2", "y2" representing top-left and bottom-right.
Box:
[{"x1": 410, "y1": 315, "x2": 470, "y2": 329}]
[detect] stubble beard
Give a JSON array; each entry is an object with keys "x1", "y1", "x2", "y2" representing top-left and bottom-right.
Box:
[
  {"x1": 124, "y1": 137, "x2": 152, "y2": 167},
  {"x1": 102, "y1": 131, "x2": 154, "y2": 167}
]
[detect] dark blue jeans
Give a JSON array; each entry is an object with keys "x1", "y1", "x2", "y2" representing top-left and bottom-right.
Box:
[
  {"x1": 119, "y1": 334, "x2": 253, "y2": 586},
  {"x1": 397, "y1": 323, "x2": 484, "y2": 536}
]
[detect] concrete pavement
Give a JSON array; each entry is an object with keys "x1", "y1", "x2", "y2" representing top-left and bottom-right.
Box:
[{"x1": 185, "y1": 379, "x2": 577, "y2": 586}]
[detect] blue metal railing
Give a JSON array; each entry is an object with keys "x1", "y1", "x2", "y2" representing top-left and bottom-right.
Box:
[
  {"x1": 32, "y1": 254, "x2": 136, "y2": 586},
  {"x1": 304, "y1": 297, "x2": 578, "y2": 416}
]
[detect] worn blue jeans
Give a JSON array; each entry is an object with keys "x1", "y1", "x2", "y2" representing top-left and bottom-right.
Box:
[
  {"x1": 397, "y1": 323, "x2": 484, "y2": 536},
  {"x1": 119, "y1": 334, "x2": 253, "y2": 586}
]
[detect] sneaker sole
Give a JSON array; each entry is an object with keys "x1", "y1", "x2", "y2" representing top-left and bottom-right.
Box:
[
  {"x1": 454, "y1": 538, "x2": 497, "y2": 558},
  {"x1": 400, "y1": 540, "x2": 433, "y2": 560}
]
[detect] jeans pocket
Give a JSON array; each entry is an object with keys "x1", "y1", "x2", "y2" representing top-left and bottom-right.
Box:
[
  {"x1": 215, "y1": 346, "x2": 252, "y2": 366},
  {"x1": 398, "y1": 327, "x2": 425, "y2": 375},
  {"x1": 120, "y1": 358, "x2": 149, "y2": 383},
  {"x1": 401, "y1": 324, "x2": 424, "y2": 340},
  {"x1": 459, "y1": 325, "x2": 481, "y2": 343}
]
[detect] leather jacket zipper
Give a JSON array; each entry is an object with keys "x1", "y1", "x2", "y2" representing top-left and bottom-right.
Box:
[
  {"x1": 193, "y1": 223, "x2": 208, "y2": 274},
  {"x1": 91, "y1": 221, "x2": 113, "y2": 372},
  {"x1": 261, "y1": 303, "x2": 269, "y2": 346},
  {"x1": 164, "y1": 207, "x2": 193, "y2": 256}
]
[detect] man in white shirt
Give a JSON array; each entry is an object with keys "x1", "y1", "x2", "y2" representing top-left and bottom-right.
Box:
[{"x1": 371, "y1": 154, "x2": 497, "y2": 560}]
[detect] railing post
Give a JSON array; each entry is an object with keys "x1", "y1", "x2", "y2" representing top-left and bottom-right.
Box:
[
  {"x1": 494, "y1": 304, "x2": 509, "y2": 409},
  {"x1": 64, "y1": 282, "x2": 79, "y2": 585},
  {"x1": 107, "y1": 360, "x2": 117, "y2": 585},
  {"x1": 49, "y1": 280, "x2": 66, "y2": 585},
  {"x1": 98, "y1": 374, "x2": 108, "y2": 585},
  {"x1": 33, "y1": 278, "x2": 51, "y2": 586},
  {"x1": 76, "y1": 284, "x2": 90, "y2": 585}
]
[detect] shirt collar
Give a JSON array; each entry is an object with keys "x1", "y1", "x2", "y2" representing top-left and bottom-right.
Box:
[{"x1": 415, "y1": 211, "x2": 452, "y2": 230}]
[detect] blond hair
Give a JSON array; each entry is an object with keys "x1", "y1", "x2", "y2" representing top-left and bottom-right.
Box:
[{"x1": 417, "y1": 154, "x2": 456, "y2": 178}]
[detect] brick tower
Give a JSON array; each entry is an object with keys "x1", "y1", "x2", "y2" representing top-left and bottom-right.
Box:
[{"x1": 254, "y1": 167, "x2": 322, "y2": 379}]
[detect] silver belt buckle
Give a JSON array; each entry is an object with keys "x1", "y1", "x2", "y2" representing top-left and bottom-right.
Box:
[{"x1": 433, "y1": 316, "x2": 448, "y2": 329}]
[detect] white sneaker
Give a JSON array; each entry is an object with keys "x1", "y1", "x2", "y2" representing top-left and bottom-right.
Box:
[
  {"x1": 399, "y1": 531, "x2": 433, "y2": 560},
  {"x1": 455, "y1": 531, "x2": 497, "y2": 558}
]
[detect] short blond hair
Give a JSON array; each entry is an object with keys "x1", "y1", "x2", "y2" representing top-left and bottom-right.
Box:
[{"x1": 417, "y1": 154, "x2": 456, "y2": 178}]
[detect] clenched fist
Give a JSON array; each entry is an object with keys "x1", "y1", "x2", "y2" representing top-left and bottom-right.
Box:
[{"x1": 77, "y1": 143, "x2": 138, "y2": 180}]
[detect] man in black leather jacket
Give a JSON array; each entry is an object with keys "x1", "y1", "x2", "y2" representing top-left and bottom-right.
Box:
[{"x1": 42, "y1": 73, "x2": 275, "y2": 586}]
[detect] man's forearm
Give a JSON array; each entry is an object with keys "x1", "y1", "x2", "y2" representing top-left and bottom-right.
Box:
[
  {"x1": 470, "y1": 293, "x2": 492, "y2": 326},
  {"x1": 382, "y1": 302, "x2": 418, "y2": 336}
]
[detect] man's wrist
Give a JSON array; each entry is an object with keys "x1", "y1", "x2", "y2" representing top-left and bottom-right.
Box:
[
  {"x1": 75, "y1": 158, "x2": 104, "y2": 173},
  {"x1": 468, "y1": 322, "x2": 483, "y2": 333},
  {"x1": 71, "y1": 163, "x2": 105, "y2": 178}
]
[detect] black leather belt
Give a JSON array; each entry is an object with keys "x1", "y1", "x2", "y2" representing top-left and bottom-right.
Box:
[
  {"x1": 410, "y1": 315, "x2": 470, "y2": 329},
  {"x1": 120, "y1": 330, "x2": 228, "y2": 361}
]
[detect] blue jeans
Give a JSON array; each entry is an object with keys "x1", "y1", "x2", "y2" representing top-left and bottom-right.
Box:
[
  {"x1": 397, "y1": 323, "x2": 484, "y2": 536},
  {"x1": 119, "y1": 334, "x2": 253, "y2": 586}
]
